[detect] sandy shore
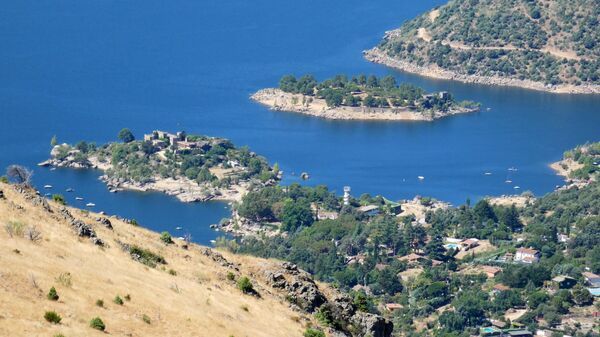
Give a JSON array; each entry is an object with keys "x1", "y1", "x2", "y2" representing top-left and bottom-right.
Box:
[
  {"x1": 364, "y1": 48, "x2": 600, "y2": 95},
  {"x1": 251, "y1": 88, "x2": 478, "y2": 122}
]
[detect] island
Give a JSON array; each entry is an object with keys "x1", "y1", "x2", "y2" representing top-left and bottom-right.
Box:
[
  {"x1": 39, "y1": 129, "x2": 280, "y2": 202},
  {"x1": 366, "y1": 0, "x2": 600, "y2": 94},
  {"x1": 252, "y1": 74, "x2": 480, "y2": 121}
]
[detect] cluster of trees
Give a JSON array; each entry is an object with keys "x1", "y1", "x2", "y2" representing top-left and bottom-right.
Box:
[
  {"x1": 224, "y1": 168, "x2": 600, "y2": 336},
  {"x1": 59, "y1": 130, "x2": 276, "y2": 188},
  {"x1": 278, "y1": 74, "x2": 473, "y2": 112},
  {"x1": 381, "y1": 0, "x2": 600, "y2": 85}
]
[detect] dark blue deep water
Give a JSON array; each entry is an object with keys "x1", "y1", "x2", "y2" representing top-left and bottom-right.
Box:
[{"x1": 1, "y1": 0, "x2": 599, "y2": 244}]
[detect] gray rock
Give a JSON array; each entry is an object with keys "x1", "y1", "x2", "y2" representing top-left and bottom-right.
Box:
[
  {"x1": 96, "y1": 217, "x2": 113, "y2": 230},
  {"x1": 350, "y1": 312, "x2": 393, "y2": 337}
]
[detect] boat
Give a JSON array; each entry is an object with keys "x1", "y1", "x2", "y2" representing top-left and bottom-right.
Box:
[
  {"x1": 210, "y1": 239, "x2": 216, "y2": 244},
  {"x1": 175, "y1": 226, "x2": 183, "y2": 230},
  {"x1": 418, "y1": 176, "x2": 425, "y2": 180},
  {"x1": 75, "y1": 197, "x2": 84, "y2": 201},
  {"x1": 43, "y1": 185, "x2": 53, "y2": 189},
  {"x1": 508, "y1": 167, "x2": 518, "y2": 171},
  {"x1": 484, "y1": 172, "x2": 492, "y2": 175},
  {"x1": 514, "y1": 186, "x2": 521, "y2": 189},
  {"x1": 66, "y1": 188, "x2": 74, "y2": 192},
  {"x1": 486, "y1": 107, "x2": 491, "y2": 111},
  {"x1": 505, "y1": 180, "x2": 512, "y2": 183},
  {"x1": 86, "y1": 202, "x2": 96, "y2": 207},
  {"x1": 49, "y1": 167, "x2": 56, "y2": 171}
]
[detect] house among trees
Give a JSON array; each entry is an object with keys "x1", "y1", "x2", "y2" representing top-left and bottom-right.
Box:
[
  {"x1": 357, "y1": 204, "x2": 380, "y2": 217},
  {"x1": 583, "y1": 272, "x2": 600, "y2": 288},
  {"x1": 385, "y1": 303, "x2": 402, "y2": 312},
  {"x1": 143, "y1": 130, "x2": 213, "y2": 153},
  {"x1": 514, "y1": 248, "x2": 540, "y2": 264},
  {"x1": 492, "y1": 283, "x2": 511, "y2": 294},
  {"x1": 549, "y1": 275, "x2": 577, "y2": 289},
  {"x1": 399, "y1": 253, "x2": 426, "y2": 265}
]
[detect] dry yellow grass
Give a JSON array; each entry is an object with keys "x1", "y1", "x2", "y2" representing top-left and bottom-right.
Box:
[{"x1": 0, "y1": 182, "x2": 309, "y2": 337}]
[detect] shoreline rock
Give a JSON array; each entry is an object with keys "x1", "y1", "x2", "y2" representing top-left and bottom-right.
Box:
[
  {"x1": 364, "y1": 48, "x2": 600, "y2": 95},
  {"x1": 251, "y1": 88, "x2": 478, "y2": 122}
]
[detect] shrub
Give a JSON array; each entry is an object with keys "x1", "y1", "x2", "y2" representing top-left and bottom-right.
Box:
[
  {"x1": 96, "y1": 299, "x2": 104, "y2": 307},
  {"x1": 52, "y1": 194, "x2": 66, "y2": 205},
  {"x1": 304, "y1": 328, "x2": 326, "y2": 337},
  {"x1": 114, "y1": 295, "x2": 124, "y2": 305},
  {"x1": 168, "y1": 269, "x2": 177, "y2": 276},
  {"x1": 25, "y1": 225, "x2": 42, "y2": 242},
  {"x1": 4, "y1": 221, "x2": 25, "y2": 238},
  {"x1": 89, "y1": 317, "x2": 105, "y2": 331},
  {"x1": 129, "y1": 245, "x2": 166, "y2": 267},
  {"x1": 142, "y1": 314, "x2": 151, "y2": 324},
  {"x1": 226, "y1": 271, "x2": 235, "y2": 281},
  {"x1": 160, "y1": 231, "x2": 173, "y2": 244},
  {"x1": 47, "y1": 287, "x2": 59, "y2": 301},
  {"x1": 237, "y1": 276, "x2": 254, "y2": 294},
  {"x1": 0, "y1": 176, "x2": 8, "y2": 183},
  {"x1": 54, "y1": 334, "x2": 66, "y2": 337},
  {"x1": 44, "y1": 311, "x2": 62, "y2": 324}
]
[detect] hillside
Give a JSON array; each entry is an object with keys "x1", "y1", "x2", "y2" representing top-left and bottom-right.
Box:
[
  {"x1": 367, "y1": 0, "x2": 600, "y2": 93},
  {"x1": 0, "y1": 181, "x2": 391, "y2": 337}
]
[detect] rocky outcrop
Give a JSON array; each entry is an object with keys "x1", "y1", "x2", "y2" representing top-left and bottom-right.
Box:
[
  {"x1": 351, "y1": 312, "x2": 394, "y2": 337},
  {"x1": 96, "y1": 217, "x2": 113, "y2": 230},
  {"x1": 264, "y1": 262, "x2": 326, "y2": 312},
  {"x1": 59, "y1": 207, "x2": 104, "y2": 246},
  {"x1": 202, "y1": 248, "x2": 239, "y2": 270},
  {"x1": 263, "y1": 262, "x2": 393, "y2": 337}
]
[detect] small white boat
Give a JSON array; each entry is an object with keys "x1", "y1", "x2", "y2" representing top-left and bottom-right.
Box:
[
  {"x1": 505, "y1": 180, "x2": 512, "y2": 183},
  {"x1": 86, "y1": 202, "x2": 96, "y2": 207},
  {"x1": 418, "y1": 176, "x2": 425, "y2": 180},
  {"x1": 75, "y1": 197, "x2": 84, "y2": 201},
  {"x1": 175, "y1": 226, "x2": 183, "y2": 230},
  {"x1": 508, "y1": 167, "x2": 518, "y2": 171},
  {"x1": 177, "y1": 236, "x2": 185, "y2": 240},
  {"x1": 44, "y1": 185, "x2": 53, "y2": 189},
  {"x1": 49, "y1": 167, "x2": 56, "y2": 171},
  {"x1": 484, "y1": 172, "x2": 492, "y2": 175},
  {"x1": 66, "y1": 188, "x2": 74, "y2": 192},
  {"x1": 486, "y1": 107, "x2": 492, "y2": 111},
  {"x1": 210, "y1": 239, "x2": 216, "y2": 244},
  {"x1": 514, "y1": 186, "x2": 521, "y2": 189}
]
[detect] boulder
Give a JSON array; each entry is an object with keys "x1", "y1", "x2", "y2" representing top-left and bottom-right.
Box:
[
  {"x1": 96, "y1": 217, "x2": 113, "y2": 230},
  {"x1": 350, "y1": 312, "x2": 394, "y2": 337}
]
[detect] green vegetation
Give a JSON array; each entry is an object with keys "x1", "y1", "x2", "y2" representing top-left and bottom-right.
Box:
[
  {"x1": 236, "y1": 276, "x2": 254, "y2": 294},
  {"x1": 221, "y1": 142, "x2": 600, "y2": 336},
  {"x1": 562, "y1": 142, "x2": 600, "y2": 180},
  {"x1": 89, "y1": 317, "x2": 105, "y2": 331},
  {"x1": 118, "y1": 128, "x2": 135, "y2": 143},
  {"x1": 44, "y1": 311, "x2": 62, "y2": 324},
  {"x1": 47, "y1": 287, "x2": 59, "y2": 301},
  {"x1": 142, "y1": 314, "x2": 151, "y2": 324},
  {"x1": 129, "y1": 245, "x2": 167, "y2": 268},
  {"x1": 279, "y1": 74, "x2": 479, "y2": 112},
  {"x1": 95, "y1": 299, "x2": 104, "y2": 307},
  {"x1": 304, "y1": 328, "x2": 326, "y2": 337},
  {"x1": 377, "y1": 0, "x2": 600, "y2": 87},
  {"x1": 52, "y1": 194, "x2": 66, "y2": 205},
  {"x1": 160, "y1": 231, "x2": 173, "y2": 244},
  {"x1": 52, "y1": 130, "x2": 278, "y2": 190},
  {"x1": 113, "y1": 295, "x2": 124, "y2": 305}
]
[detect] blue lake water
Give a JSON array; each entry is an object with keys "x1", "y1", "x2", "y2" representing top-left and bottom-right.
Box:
[{"x1": 1, "y1": 0, "x2": 599, "y2": 244}]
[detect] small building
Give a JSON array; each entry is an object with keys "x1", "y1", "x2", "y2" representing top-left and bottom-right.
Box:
[
  {"x1": 399, "y1": 253, "x2": 425, "y2": 264},
  {"x1": 431, "y1": 259, "x2": 443, "y2": 267},
  {"x1": 490, "y1": 319, "x2": 507, "y2": 329},
  {"x1": 583, "y1": 272, "x2": 600, "y2": 288},
  {"x1": 507, "y1": 330, "x2": 533, "y2": 337},
  {"x1": 482, "y1": 266, "x2": 502, "y2": 278},
  {"x1": 550, "y1": 275, "x2": 577, "y2": 289},
  {"x1": 461, "y1": 238, "x2": 480, "y2": 250},
  {"x1": 515, "y1": 248, "x2": 540, "y2": 264},
  {"x1": 357, "y1": 205, "x2": 380, "y2": 217},
  {"x1": 317, "y1": 210, "x2": 339, "y2": 220},
  {"x1": 492, "y1": 283, "x2": 511, "y2": 294},
  {"x1": 385, "y1": 303, "x2": 402, "y2": 311}
]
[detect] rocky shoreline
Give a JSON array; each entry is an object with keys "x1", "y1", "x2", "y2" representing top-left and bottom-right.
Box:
[
  {"x1": 39, "y1": 154, "x2": 250, "y2": 203},
  {"x1": 365, "y1": 48, "x2": 600, "y2": 95},
  {"x1": 251, "y1": 88, "x2": 478, "y2": 122}
]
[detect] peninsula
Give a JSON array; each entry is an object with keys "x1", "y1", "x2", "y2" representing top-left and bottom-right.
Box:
[
  {"x1": 39, "y1": 129, "x2": 280, "y2": 202},
  {"x1": 252, "y1": 74, "x2": 480, "y2": 121},
  {"x1": 366, "y1": 0, "x2": 600, "y2": 94}
]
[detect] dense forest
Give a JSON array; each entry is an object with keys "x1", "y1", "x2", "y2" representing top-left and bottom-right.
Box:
[
  {"x1": 278, "y1": 74, "x2": 479, "y2": 112},
  {"x1": 219, "y1": 143, "x2": 600, "y2": 337},
  {"x1": 377, "y1": 0, "x2": 600, "y2": 87}
]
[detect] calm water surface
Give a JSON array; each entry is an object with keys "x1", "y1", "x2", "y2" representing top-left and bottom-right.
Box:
[{"x1": 1, "y1": 0, "x2": 599, "y2": 244}]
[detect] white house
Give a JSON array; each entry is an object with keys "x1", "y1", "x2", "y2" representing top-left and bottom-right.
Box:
[{"x1": 515, "y1": 248, "x2": 540, "y2": 264}]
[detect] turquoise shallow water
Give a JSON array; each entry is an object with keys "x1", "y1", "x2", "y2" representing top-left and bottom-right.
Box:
[{"x1": 1, "y1": 0, "x2": 599, "y2": 244}]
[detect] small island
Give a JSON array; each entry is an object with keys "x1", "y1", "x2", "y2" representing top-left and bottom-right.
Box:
[
  {"x1": 39, "y1": 129, "x2": 280, "y2": 202},
  {"x1": 252, "y1": 74, "x2": 480, "y2": 121},
  {"x1": 551, "y1": 142, "x2": 599, "y2": 187}
]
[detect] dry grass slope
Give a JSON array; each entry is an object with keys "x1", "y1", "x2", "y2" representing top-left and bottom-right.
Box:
[{"x1": 0, "y1": 182, "x2": 311, "y2": 337}]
